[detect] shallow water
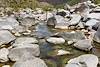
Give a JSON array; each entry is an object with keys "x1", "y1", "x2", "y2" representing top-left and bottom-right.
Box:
[{"x1": 0, "y1": 25, "x2": 99, "y2": 67}]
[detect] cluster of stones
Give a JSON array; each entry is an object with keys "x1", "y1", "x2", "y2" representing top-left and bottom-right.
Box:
[{"x1": 0, "y1": 0, "x2": 100, "y2": 67}]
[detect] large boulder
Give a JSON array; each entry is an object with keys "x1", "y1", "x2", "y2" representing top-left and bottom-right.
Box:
[
  {"x1": 69, "y1": 14, "x2": 81, "y2": 25},
  {"x1": 85, "y1": 19, "x2": 99, "y2": 27},
  {"x1": 0, "y1": 30, "x2": 16, "y2": 46},
  {"x1": 12, "y1": 56, "x2": 47, "y2": 67},
  {"x1": 0, "y1": 17, "x2": 19, "y2": 30},
  {"x1": 8, "y1": 44, "x2": 40, "y2": 61},
  {"x1": 13, "y1": 37, "x2": 38, "y2": 45},
  {"x1": 46, "y1": 37, "x2": 65, "y2": 44},
  {"x1": 58, "y1": 31, "x2": 86, "y2": 42},
  {"x1": 54, "y1": 15, "x2": 69, "y2": 29},
  {"x1": 65, "y1": 54, "x2": 98, "y2": 67},
  {"x1": 0, "y1": 48, "x2": 9, "y2": 62},
  {"x1": 47, "y1": 15, "x2": 69, "y2": 29},
  {"x1": 74, "y1": 39, "x2": 92, "y2": 51},
  {"x1": 19, "y1": 17, "x2": 36, "y2": 27}
]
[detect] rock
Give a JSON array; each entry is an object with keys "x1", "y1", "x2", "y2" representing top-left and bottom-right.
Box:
[
  {"x1": 85, "y1": 19, "x2": 99, "y2": 27},
  {"x1": 2, "y1": 65, "x2": 10, "y2": 67},
  {"x1": 8, "y1": 44, "x2": 40, "y2": 61},
  {"x1": 12, "y1": 25, "x2": 26, "y2": 33},
  {"x1": 87, "y1": 13, "x2": 100, "y2": 20},
  {"x1": 47, "y1": 37, "x2": 65, "y2": 44},
  {"x1": 56, "y1": 11, "x2": 66, "y2": 17},
  {"x1": 93, "y1": 26, "x2": 100, "y2": 43},
  {"x1": 67, "y1": 41, "x2": 74, "y2": 45},
  {"x1": 65, "y1": 54, "x2": 98, "y2": 67},
  {"x1": 77, "y1": 22, "x2": 84, "y2": 29},
  {"x1": 54, "y1": 15, "x2": 69, "y2": 29},
  {"x1": 0, "y1": 48, "x2": 9, "y2": 62},
  {"x1": 69, "y1": 14, "x2": 81, "y2": 25},
  {"x1": 47, "y1": 15, "x2": 69, "y2": 29},
  {"x1": 14, "y1": 32, "x2": 21, "y2": 37},
  {"x1": 13, "y1": 37, "x2": 38, "y2": 45},
  {"x1": 19, "y1": 17, "x2": 36, "y2": 27},
  {"x1": 35, "y1": 23, "x2": 52, "y2": 38},
  {"x1": 12, "y1": 57, "x2": 47, "y2": 67},
  {"x1": 47, "y1": 17, "x2": 56, "y2": 26},
  {"x1": 0, "y1": 17, "x2": 19, "y2": 30},
  {"x1": 74, "y1": 39, "x2": 92, "y2": 51},
  {"x1": 0, "y1": 30, "x2": 16, "y2": 46},
  {"x1": 58, "y1": 31, "x2": 86, "y2": 42},
  {"x1": 57, "y1": 49, "x2": 70, "y2": 55},
  {"x1": 92, "y1": 22, "x2": 100, "y2": 31}
]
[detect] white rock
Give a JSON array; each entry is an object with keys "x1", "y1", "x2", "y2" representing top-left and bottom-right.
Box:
[
  {"x1": 67, "y1": 41, "x2": 74, "y2": 45},
  {"x1": 65, "y1": 54, "x2": 98, "y2": 67},
  {"x1": 88, "y1": 13, "x2": 100, "y2": 20},
  {"x1": 57, "y1": 50, "x2": 70, "y2": 55},
  {"x1": 47, "y1": 37, "x2": 65, "y2": 44},
  {"x1": 0, "y1": 30, "x2": 16, "y2": 46},
  {"x1": 0, "y1": 48, "x2": 9, "y2": 62},
  {"x1": 2, "y1": 65, "x2": 10, "y2": 67},
  {"x1": 74, "y1": 39, "x2": 92, "y2": 51},
  {"x1": 69, "y1": 14, "x2": 81, "y2": 25}
]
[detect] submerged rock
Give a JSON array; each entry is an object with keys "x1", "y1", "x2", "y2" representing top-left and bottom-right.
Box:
[
  {"x1": 46, "y1": 37, "x2": 65, "y2": 44},
  {"x1": 74, "y1": 39, "x2": 92, "y2": 51},
  {"x1": 0, "y1": 30, "x2": 16, "y2": 46},
  {"x1": 35, "y1": 23, "x2": 52, "y2": 38},
  {"x1": 57, "y1": 49, "x2": 71, "y2": 55},
  {"x1": 65, "y1": 54, "x2": 98, "y2": 67}
]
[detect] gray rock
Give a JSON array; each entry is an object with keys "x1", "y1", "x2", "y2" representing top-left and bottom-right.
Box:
[
  {"x1": 0, "y1": 48, "x2": 9, "y2": 62},
  {"x1": 47, "y1": 17, "x2": 56, "y2": 26},
  {"x1": 85, "y1": 19, "x2": 99, "y2": 27},
  {"x1": 74, "y1": 39, "x2": 92, "y2": 51},
  {"x1": 0, "y1": 30, "x2": 16, "y2": 46},
  {"x1": 55, "y1": 15, "x2": 69, "y2": 29},
  {"x1": 12, "y1": 57, "x2": 47, "y2": 67},
  {"x1": 65, "y1": 54, "x2": 98, "y2": 67},
  {"x1": 93, "y1": 26, "x2": 100, "y2": 43},
  {"x1": 0, "y1": 17, "x2": 19, "y2": 30},
  {"x1": 92, "y1": 22, "x2": 100, "y2": 31},
  {"x1": 8, "y1": 44, "x2": 40, "y2": 61},
  {"x1": 13, "y1": 37, "x2": 38, "y2": 45},
  {"x1": 47, "y1": 15, "x2": 69, "y2": 29},
  {"x1": 58, "y1": 31, "x2": 86, "y2": 42},
  {"x1": 46, "y1": 37, "x2": 65, "y2": 44},
  {"x1": 69, "y1": 14, "x2": 81, "y2": 25},
  {"x1": 19, "y1": 17, "x2": 36, "y2": 27}
]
